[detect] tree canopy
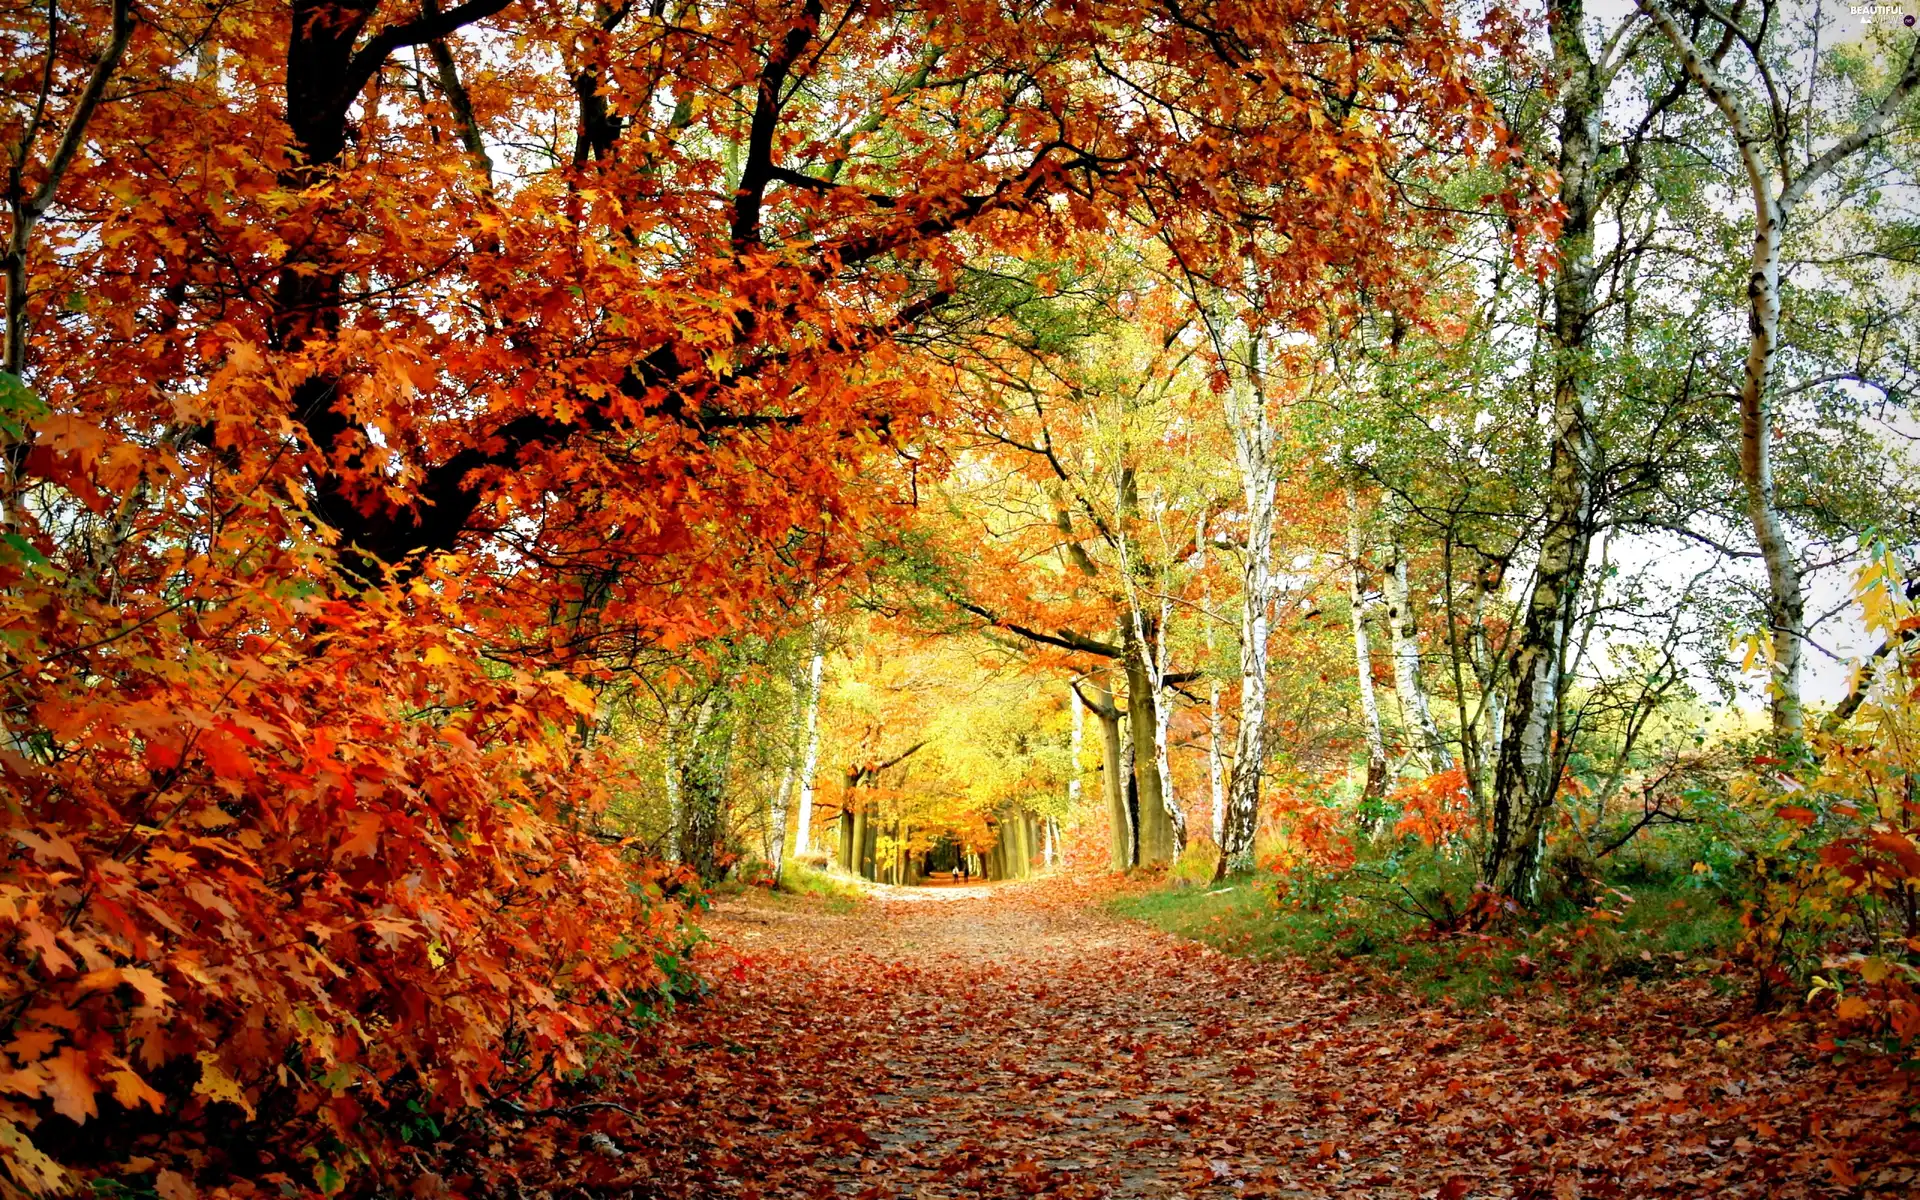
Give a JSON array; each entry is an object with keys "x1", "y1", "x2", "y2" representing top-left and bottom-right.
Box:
[{"x1": 3, "y1": 0, "x2": 1918, "y2": 1192}]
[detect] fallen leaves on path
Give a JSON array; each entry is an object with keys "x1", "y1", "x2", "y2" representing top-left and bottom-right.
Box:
[{"x1": 475, "y1": 879, "x2": 1917, "y2": 1198}]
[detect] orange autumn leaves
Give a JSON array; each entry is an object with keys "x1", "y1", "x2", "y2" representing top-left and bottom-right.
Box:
[
  {"x1": 1, "y1": 0, "x2": 1515, "y2": 1189},
  {"x1": 0, "y1": 560, "x2": 692, "y2": 1189}
]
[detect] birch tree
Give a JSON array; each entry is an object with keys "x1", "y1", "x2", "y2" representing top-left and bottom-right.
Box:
[
  {"x1": 1345, "y1": 484, "x2": 1390, "y2": 800},
  {"x1": 1480, "y1": 0, "x2": 1619, "y2": 901},
  {"x1": 1215, "y1": 335, "x2": 1280, "y2": 877},
  {"x1": 790, "y1": 623, "x2": 828, "y2": 858},
  {"x1": 1119, "y1": 492, "x2": 1185, "y2": 859},
  {"x1": 1075, "y1": 676, "x2": 1133, "y2": 871},
  {"x1": 677, "y1": 685, "x2": 736, "y2": 880},
  {"x1": 1383, "y1": 530, "x2": 1454, "y2": 774},
  {"x1": 1201, "y1": 514, "x2": 1229, "y2": 842},
  {"x1": 1638, "y1": 0, "x2": 1920, "y2": 736}
]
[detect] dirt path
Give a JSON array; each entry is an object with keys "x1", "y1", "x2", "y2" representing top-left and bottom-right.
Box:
[{"x1": 551, "y1": 880, "x2": 1914, "y2": 1199}]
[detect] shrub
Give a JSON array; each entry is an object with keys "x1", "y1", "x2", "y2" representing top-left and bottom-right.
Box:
[
  {"x1": 0, "y1": 554, "x2": 700, "y2": 1193},
  {"x1": 1169, "y1": 837, "x2": 1220, "y2": 888},
  {"x1": 1726, "y1": 552, "x2": 1920, "y2": 1058}
]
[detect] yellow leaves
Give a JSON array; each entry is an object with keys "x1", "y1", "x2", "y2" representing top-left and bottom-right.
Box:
[
  {"x1": 0, "y1": 1118, "x2": 70, "y2": 1195},
  {"x1": 154, "y1": 1170, "x2": 198, "y2": 1200},
  {"x1": 1857, "y1": 956, "x2": 1895, "y2": 985},
  {"x1": 193, "y1": 1052, "x2": 254, "y2": 1121},
  {"x1": 1852, "y1": 544, "x2": 1908, "y2": 639},
  {"x1": 107, "y1": 1066, "x2": 166, "y2": 1113}
]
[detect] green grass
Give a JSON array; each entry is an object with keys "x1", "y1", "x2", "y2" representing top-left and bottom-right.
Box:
[
  {"x1": 1112, "y1": 870, "x2": 1744, "y2": 1008},
  {"x1": 776, "y1": 860, "x2": 863, "y2": 912}
]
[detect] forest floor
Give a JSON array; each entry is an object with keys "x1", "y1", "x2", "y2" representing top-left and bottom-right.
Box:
[{"x1": 516, "y1": 878, "x2": 1918, "y2": 1199}]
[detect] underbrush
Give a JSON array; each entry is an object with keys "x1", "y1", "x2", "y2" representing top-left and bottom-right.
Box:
[
  {"x1": 1113, "y1": 857, "x2": 1744, "y2": 1009},
  {"x1": 777, "y1": 859, "x2": 865, "y2": 911}
]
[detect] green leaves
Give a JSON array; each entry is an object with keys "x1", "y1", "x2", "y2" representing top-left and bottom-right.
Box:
[{"x1": 0, "y1": 371, "x2": 46, "y2": 441}]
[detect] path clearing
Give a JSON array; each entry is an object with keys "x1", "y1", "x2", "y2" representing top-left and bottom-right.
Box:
[{"x1": 532, "y1": 881, "x2": 1913, "y2": 1198}]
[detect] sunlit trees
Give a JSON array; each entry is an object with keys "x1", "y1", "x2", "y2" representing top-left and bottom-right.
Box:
[{"x1": 1638, "y1": 0, "x2": 1920, "y2": 736}]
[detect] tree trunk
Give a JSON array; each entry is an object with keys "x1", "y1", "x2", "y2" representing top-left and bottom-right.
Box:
[
  {"x1": 1117, "y1": 467, "x2": 1177, "y2": 866},
  {"x1": 791, "y1": 629, "x2": 827, "y2": 855},
  {"x1": 1732, "y1": 185, "x2": 1806, "y2": 736},
  {"x1": 1384, "y1": 533, "x2": 1452, "y2": 774},
  {"x1": 2, "y1": 0, "x2": 135, "y2": 524},
  {"x1": 1483, "y1": 0, "x2": 1600, "y2": 903},
  {"x1": 1069, "y1": 681, "x2": 1084, "y2": 817},
  {"x1": 767, "y1": 644, "x2": 817, "y2": 879},
  {"x1": 1199, "y1": 509, "x2": 1227, "y2": 843},
  {"x1": 1084, "y1": 678, "x2": 1132, "y2": 870},
  {"x1": 1635, "y1": 5, "x2": 1920, "y2": 737},
  {"x1": 1344, "y1": 484, "x2": 1389, "y2": 801},
  {"x1": 767, "y1": 769, "x2": 793, "y2": 877},
  {"x1": 677, "y1": 687, "x2": 736, "y2": 880},
  {"x1": 1127, "y1": 629, "x2": 1174, "y2": 865},
  {"x1": 1216, "y1": 338, "x2": 1279, "y2": 878},
  {"x1": 662, "y1": 713, "x2": 683, "y2": 864},
  {"x1": 1152, "y1": 591, "x2": 1184, "y2": 853}
]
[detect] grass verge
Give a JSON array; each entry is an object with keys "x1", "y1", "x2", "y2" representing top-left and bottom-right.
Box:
[
  {"x1": 777, "y1": 860, "x2": 864, "y2": 912},
  {"x1": 1111, "y1": 872, "x2": 1743, "y2": 1008}
]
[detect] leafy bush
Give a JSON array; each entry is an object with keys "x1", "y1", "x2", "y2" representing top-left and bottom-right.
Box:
[
  {"x1": 1168, "y1": 837, "x2": 1220, "y2": 888},
  {"x1": 779, "y1": 860, "x2": 865, "y2": 908},
  {"x1": 1727, "y1": 553, "x2": 1920, "y2": 1060},
  {"x1": 0, "y1": 541, "x2": 702, "y2": 1193}
]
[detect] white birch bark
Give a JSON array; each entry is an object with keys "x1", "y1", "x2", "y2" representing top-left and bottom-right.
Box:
[
  {"x1": 791, "y1": 630, "x2": 826, "y2": 855},
  {"x1": 1117, "y1": 514, "x2": 1181, "y2": 859},
  {"x1": 1470, "y1": 574, "x2": 1505, "y2": 800},
  {"x1": 1208, "y1": 673, "x2": 1226, "y2": 845},
  {"x1": 1206, "y1": 624, "x2": 1226, "y2": 844},
  {"x1": 662, "y1": 712, "x2": 682, "y2": 865},
  {"x1": 1153, "y1": 587, "x2": 1178, "y2": 846},
  {"x1": 1638, "y1": 1, "x2": 1920, "y2": 735},
  {"x1": 1118, "y1": 693, "x2": 1135, "y2": 859},
  {"x1": 1484, "y1": 0, "x2": 1605, "y2": 900},
  {"x1": 677, "y1": 687, "x2": 728, "y2": 873},
  {"x1": 1217, "y1": 339, "x2": 1279, "y2": 875},
  {"x1": 1383, "y1": 535, "x2": 1452, "y2": 774},
  {"x1": 767, "y1": 642, "x2": 817, "y2": 878},
  {"x1": 768, "y1": 766, "x2": 793, "y2": 875},
  {"x1": 1191, "y1": 508, "x2": 1227, "y2": 846},
  {"x1": 1344, "y1": 484, "x2": 1389, "y2": 797},
  {"x1": 1069, "y1": 683, "x2": 1084, "y2": 813}
]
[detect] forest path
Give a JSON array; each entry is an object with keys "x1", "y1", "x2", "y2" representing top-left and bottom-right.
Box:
[{"x1": 584, "y1": 879, "x2": 1909, "y2": 1199}]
